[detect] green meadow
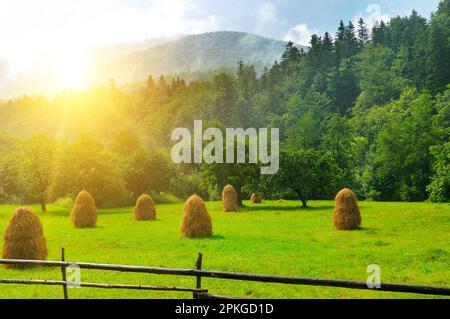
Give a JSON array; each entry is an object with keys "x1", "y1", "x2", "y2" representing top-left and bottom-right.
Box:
[{"x1": 0, "y1": 200, "x2": 448, "y2": 299}]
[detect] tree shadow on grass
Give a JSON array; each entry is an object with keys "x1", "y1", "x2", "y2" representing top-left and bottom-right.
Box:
[
  {"x1": 184, "y1": 235, "x2": 226, "y2": 241},
  {"x1": 98, "y1": 209, "x2": 134, "y2": 216},
  {"x1": 43, "y1": 208, "x2": 133, "y2": 217},
  {"x1": 354, "y1": 227, "x2": 379, "y2": 234},
  {"x1": 298, "y1": 205, "x2": 335, "y2": 211},
  {"x1": 242, "y1": 205, "x2": 334, "y2": 213},
  {"x1": 133, "y1": 219, "x2": 162, "y2": 223},
  {"x1": 74, "y1": 225, "x2": 106, "y2": 230}
]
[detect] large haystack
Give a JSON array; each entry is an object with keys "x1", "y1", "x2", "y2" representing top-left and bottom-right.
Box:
[
  {"x1": 134, "y1": 194, "x2": 156, "y2": 220},
  {"x1": 2, "y1": 207, "x2": 48, "y2": 268},
  {"x1": 180, "y1": 195, "x2": 213, "y2": 238},
  {"x1": 250, "y1": 193, "x2": 262, "y2": 204},
  {"x1": 333, "y1": 188, "x2": 361, "y2": 230},
  {"x1": 71, "y1": 190, "x2": 97, "y2": 228},
  {"x1": 222, "y1": 184, "x2": 239, "y2": 212}
]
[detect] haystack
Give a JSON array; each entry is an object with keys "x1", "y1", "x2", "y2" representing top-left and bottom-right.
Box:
[
  {"x1": 180, "y1": 195, "x2": 212, "y2": 238},
  {"x1": 222, "y1": 184, "x2": 239, "y2": 212},
  {"x1": 71, "y1": 190, "x2": 97, "y2": 228},
  {"x1": 250, "y1": 193, "x2": 262, "y2": 204},
  {"x1": 333, "y1": 188, "x2": 361, "y2": 230},
  {"x1": 2, "y1": 207, "x2": 48, "y2": 268},
  {"x1": 134, "y1": 194, "x2": 156, "y2": 220}
]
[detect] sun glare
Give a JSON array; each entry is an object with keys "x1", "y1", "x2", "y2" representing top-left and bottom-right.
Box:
[{"x1": 51, "y1": 47, "x2": 89, "y2": 91}]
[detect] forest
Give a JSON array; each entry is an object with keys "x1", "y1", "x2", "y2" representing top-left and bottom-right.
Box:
[{"x1": 0, "y1": 0, "x2": 448, "y2": 210}]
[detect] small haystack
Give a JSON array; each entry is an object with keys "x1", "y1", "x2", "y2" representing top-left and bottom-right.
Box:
[
  {"x1": 134, "y1": 194, "x2": 156, "y2": 220},
  {"x1": 333, "y1": 188, "x2": 361, "y2": 230},
  {"x1": 2, "y1": 207, "x2": 48, "y2": 268},
  {"x1": 250, "y1": 193, "x2": 262, "y2": 204},
  {"x1": 71, "y1": 190, "x2": 97, "y2": 228},
  {"x1": 180, "y1": 195, "x2": 212, "y2": 238},
  {"x1": 222, "y1": 184, "x2": 239, "y2": 212}
]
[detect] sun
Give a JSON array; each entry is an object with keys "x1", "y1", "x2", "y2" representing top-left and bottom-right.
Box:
[{"x1": 51, "y1": 47, "x2": 89, "y2": 91}]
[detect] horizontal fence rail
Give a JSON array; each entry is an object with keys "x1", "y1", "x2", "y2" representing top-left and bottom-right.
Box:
[
  {"x1": 1, "y1": 256, "x2": 449, "y2": 298},
  {"x1": 0, "y1": 278, "x2": 207, "y2": 293}
]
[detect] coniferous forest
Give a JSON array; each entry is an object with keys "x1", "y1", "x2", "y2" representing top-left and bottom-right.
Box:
[{"x1": 0, "y1": 1, "x2": 449, "y2": 210}]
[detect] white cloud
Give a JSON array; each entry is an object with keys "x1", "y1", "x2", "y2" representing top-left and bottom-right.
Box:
[
  {"x1": 253, "y1": 2, "x2": 280, "y2": 35},
  {"x1": 283, "y1": 24, "x2": 319, "y2": 46},
  {"x1": 354, "y1": 4, "x2": 390, "y2": 31}
]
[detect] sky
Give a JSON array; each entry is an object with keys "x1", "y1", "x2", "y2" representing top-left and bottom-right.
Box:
[{"x1": 0, "y1": 0, "x2": 442, "y2": 95}]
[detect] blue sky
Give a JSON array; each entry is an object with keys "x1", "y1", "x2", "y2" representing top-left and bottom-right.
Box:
[{"x1": 192, "y1": 0, "x2": 441, "y2": 42}]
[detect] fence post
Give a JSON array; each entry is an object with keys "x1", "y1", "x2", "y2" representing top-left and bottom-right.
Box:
[
  {"x1": 193, "y1": 253, "x2": 203, "y2": 299},
  {"x1": 61, "y1": 248, "x2": 69, "y2": 300}
]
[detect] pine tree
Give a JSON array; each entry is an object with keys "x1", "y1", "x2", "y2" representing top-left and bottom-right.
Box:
[
  {"x1": 308, "y1": 34, "x2": 322, "y2": 68},
  {"x1": 146, "y1": 75, "x2": 155, "y2": 93},
  {"x1": 269, "y1": 60, "x2": 282, "y2": 85},
  {"x1": 426, "y1": 0, "x2": 450, "y2": 93},
  {"x1": 344, "y1": 21, "x2": 358, "y2": 56},
  {"x1": 280, "y1": 41, "x2": 301, "y2": 73},
  {"x1": 336, "y1": 20, "x2": 346, "y2": 42},
  {"x1": 335, "y1": 20, "x2": 346, "y2": 60},
  {"x1": 157, "y1": 75, "x2": 169, "y2": 95},
  {"x1": 336, "y1": 21, "x2": 358, "y2": 60},
  {"x1": 357, "y1": 18, "x2": 369, "y2": 49},
  {"x1": 322, "y1": 32, "x2": 335, "y2": 69},
  {"x1": 372, "y1": 21, "x2": 388, "y2": 46}
]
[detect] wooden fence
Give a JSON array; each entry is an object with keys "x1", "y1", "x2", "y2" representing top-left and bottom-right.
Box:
[{"x1": 0, "y1": 249, "x2": 449, "y2": 299}]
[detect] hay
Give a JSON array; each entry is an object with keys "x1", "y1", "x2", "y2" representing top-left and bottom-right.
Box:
[
  {"x1": 134, "y1": 194, "x2": 156, "y2": 220},
  {"x1": 250, "y1": 193, "x2": 262, "y2": 204},
  {"x1": 180, "y1": 194, "x2": 212, "y2": 238},
  {"x1": 2, "y1": 207, "x2": 48, "y2": 268},
  {"x1": 222, "y1": 184, "x2": 239, "y2": 212},
  {"x1": 333, "y1": 188, "x2": 361, "y2": 230},
  {"x1": 71, "y1": 190, "x2": 97, "y2": 228}
]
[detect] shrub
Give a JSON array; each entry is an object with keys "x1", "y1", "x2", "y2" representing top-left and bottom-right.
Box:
[{"x1": 54, "y1": 196, "x2": 74, "y2": 208}]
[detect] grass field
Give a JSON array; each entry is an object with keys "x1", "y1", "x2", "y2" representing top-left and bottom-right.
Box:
[{"x1": 0, "y1": 200, "x2": 448, "y2": 299}]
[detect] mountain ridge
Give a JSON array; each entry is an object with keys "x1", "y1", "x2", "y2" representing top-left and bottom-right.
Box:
[{"x1": 89, "y1": 31, "x2": 307, "y2": 83}]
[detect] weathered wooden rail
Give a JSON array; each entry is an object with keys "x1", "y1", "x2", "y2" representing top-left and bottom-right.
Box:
[{"x1": 0, "y1": 250, "x2": 449, "y2": 299}]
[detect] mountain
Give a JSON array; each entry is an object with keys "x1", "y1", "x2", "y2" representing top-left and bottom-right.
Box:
[
  {"x1": 87, "y1": 35, "x2": 185, "y2": 64},
  {"x1": 89, "y1": 31, "x2": 306, "y2": 83}
]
